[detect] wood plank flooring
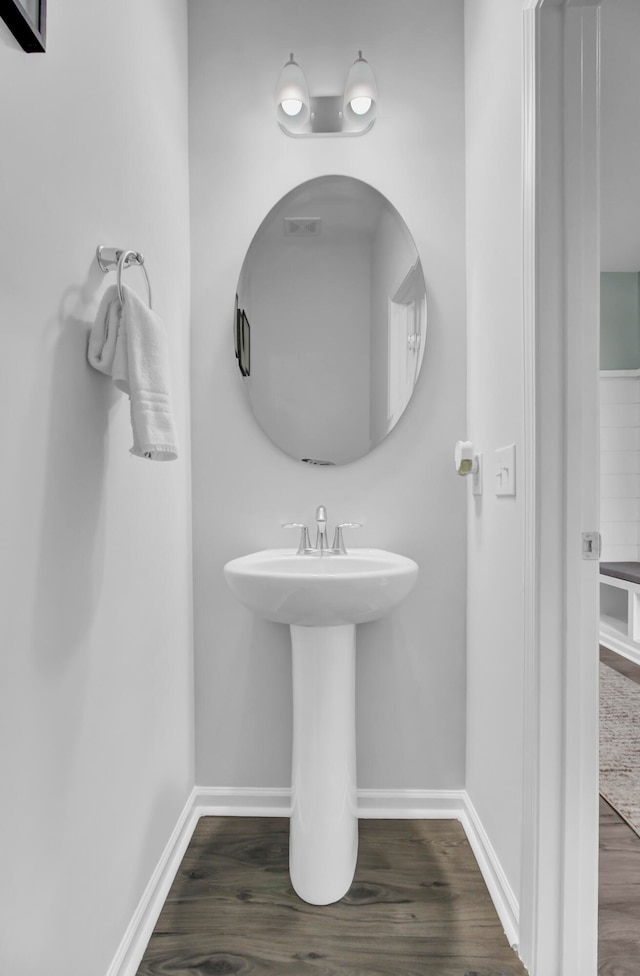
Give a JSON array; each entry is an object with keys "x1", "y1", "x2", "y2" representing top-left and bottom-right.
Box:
[
  {"x1": 599, "y1": 797, "x2": 640, "y2": 975},
  {"x1": 135, "y1": 648, "x2": 640, "y2": 975},
  {"x1": 137, "y1": 817, "x2": 528, "y2": 976},
  {"x1": 599, "y1": 646, "x2": 640, "y2": 975}
]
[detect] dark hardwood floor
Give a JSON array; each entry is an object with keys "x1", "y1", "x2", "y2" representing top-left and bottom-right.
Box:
[
  {"x1": 599, "y1": 796, "x2": 640, "y2": 976},
  {"x1": 137, "y1": 816, "x2": 527, "y2": 976},
  {"x1": 599, "y1": 646, "x2": 640, "y2": 975},
  {"x1": 134, "y1": 648, "x2": 640, "y2": 975}
]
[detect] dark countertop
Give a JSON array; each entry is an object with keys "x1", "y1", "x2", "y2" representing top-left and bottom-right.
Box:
[{"x1": 600, "y1": 562, "x2": 640, "y2": 585}]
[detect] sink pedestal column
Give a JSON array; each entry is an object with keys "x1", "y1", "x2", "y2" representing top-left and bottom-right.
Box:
[{"x1": 289, "y1": 623, "x2": 358, "y2": 905}]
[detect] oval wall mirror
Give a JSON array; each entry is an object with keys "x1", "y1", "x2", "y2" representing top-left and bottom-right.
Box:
[{"x1": 235, "y1": 175, "x2": 427, "y2": 465}]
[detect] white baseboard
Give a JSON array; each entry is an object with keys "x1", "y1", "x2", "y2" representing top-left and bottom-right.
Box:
[
  {"x1": 195, "y1": 785, "x2": 291, "y2": 817},
  {"x1": 459, "y1": 794, "x2": 520, "y2": 950},
  {"x1": 600, "y1": 631, "x2": 640, "y2": 669},
  {"x1": 106, "y1": 787, "x2": 200, "y2": 976},
  {"x1": 107, "y1": 786, "x2": 519, "y2": 976},
  {"x1": 600, "y1": 368, "x2": 640, "y2": 378},
  {"x1": 357, "y1": 787, "x2": 466, "y2": 819},
  {"x1": 194, "y1": 785, "x2": 467, "y2": 819}
]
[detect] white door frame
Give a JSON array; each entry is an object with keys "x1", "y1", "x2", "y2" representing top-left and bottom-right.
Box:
[{"x1": 520, "y1": 2, "x2": 601, "y2": 974}]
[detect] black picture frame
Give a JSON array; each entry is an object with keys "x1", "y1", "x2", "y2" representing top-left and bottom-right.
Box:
[
  {"x1": 239, "y1": 310, "x2": 251, "y2": 377},
  {"x1": 0, "y1": 0, "x2": 46, "y2": 52},
  {"x1": 234, "y1": 294, "x2": 240, "y2": 359}
]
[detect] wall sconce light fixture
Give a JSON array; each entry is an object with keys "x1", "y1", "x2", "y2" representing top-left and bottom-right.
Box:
[
  {"x1": 276, "y1": 51, "x2": 377, "y2": 137},
  {"x1": 275, "y1": 54, "x2": 311, "y2": 130}
]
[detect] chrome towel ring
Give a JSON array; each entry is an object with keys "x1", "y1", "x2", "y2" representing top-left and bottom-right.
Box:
[{"x1": 96, "y1": 245, "x2": 153, "y2": 309}]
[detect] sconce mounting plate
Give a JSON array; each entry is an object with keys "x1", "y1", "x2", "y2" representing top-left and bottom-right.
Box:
[{"x1": 279, "y1": 94, "x2": 375, "y2": 138}]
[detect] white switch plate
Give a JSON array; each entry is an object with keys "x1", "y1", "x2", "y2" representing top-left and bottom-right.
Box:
[{"x1": 495, "y1": 444, "x2": 516, "y2": 496}]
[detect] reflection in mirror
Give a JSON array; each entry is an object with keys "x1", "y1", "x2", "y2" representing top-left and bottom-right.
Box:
[{"x1": 235, "y1": 176, "x2": 426, "y2": 464}]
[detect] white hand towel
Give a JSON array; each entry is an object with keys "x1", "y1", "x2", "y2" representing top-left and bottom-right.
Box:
[{"x1": 87, "y1": 284, "x2": 178, "y2": 461}]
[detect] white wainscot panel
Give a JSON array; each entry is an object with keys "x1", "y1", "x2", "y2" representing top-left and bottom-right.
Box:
[
  {"x1": 601, "y1": 474, "x2": 640, "y2": 499},
  {"x1": 600, "y1": 377, "x2": 640, "y2": 405},
  {"x1": 601, "y1": 497, "x2": 639, "y2": 523},
  {"x1": 600, "y1": 426, "x2": 640, "y2": 452},
  {"x1": 600, "y1": 521, "x2": 639, "y2": 546},
  {"x1": 600, "y1": 451, "x2": 640, "y2": 475},
  {"x1": 601, "y1": 544, "x2": 639, "y2": 563},
  {"x1": 601, "y1": 402, "x2": 640, "y2": 428}
]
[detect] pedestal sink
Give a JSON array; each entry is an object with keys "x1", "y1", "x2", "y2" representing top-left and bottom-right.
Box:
[{"x1": 223, "y1": 547, "x2": 419, "y2": 905}]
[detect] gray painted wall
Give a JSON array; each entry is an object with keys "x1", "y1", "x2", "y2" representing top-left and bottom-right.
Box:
[
  {"x1": 0, "y1": 3, "x2": 194, "y2": 974},
  {"x1": 188, "y1": 0, "x2": 468, "y2": 793},
  {"x1": 464, "y1": 0, "x2": 525, "y2": 902}
]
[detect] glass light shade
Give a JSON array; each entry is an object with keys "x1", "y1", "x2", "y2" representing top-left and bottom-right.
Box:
[
  {"x1": 281, "y1": 98, "x2": 303, "y2": 117},
  {"x1": 343, "y1": 52, "x2": 377, "y2": 124},
  {"x1": 349, "y1": 96, "x2": 372, "y2": 116},
  {"x1": 276, "y1": 55, "x2": 310, "y2": 128}
]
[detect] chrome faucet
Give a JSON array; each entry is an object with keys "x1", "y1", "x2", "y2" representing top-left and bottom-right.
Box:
[
  {"x1": 331, "y1": 522, "x2": 362, "y2": 555},
  {"x1": 282, "y1": 506, "x2": 362, "y2": 555},
  {"x1": 281, "y1": 522, "x2": 311, "y2": 554},
  {"x1": 315, "y1": 505, "x2": 328, "y2": 551}
]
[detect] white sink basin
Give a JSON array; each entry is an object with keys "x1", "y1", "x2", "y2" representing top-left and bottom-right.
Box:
[
  {"x1": 223, "y1": 548, "x2": 419, "y2": 627},
  {"x1": 223, "y1": 544, "x2": 419, "y2": 905}
]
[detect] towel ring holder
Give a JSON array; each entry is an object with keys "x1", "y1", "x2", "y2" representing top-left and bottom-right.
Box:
[{"x1": 96, "y1": 245, "x2": 153, "y2": 309}]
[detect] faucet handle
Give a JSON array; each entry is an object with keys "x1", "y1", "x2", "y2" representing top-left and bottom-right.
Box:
[
  {"x1": 282, "y1": 523, "x2": 311, "y2": 554},
  {"x1": 332, "y1": 522, "x2": 362, "y2": 555}
]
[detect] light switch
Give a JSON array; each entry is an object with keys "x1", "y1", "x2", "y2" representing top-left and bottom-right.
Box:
[{"x1": 495, "y1": 444, "x2": 516, "y2": 496}]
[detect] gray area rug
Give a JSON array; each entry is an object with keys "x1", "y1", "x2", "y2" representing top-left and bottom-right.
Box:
[{"x1": 600, "y1": 661, "x2": 640, "y2": 838}]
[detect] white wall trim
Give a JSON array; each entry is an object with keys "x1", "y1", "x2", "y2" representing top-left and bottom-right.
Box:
[
  {"x1": 521, "y1": 2, "x2": 602, "y2": 975},
  {"x1": 357, "y1": 788, "x2": 465, "y2": 819},
  {"x1": 194, "y1": 786, "x2": 292, "y2": 816},
  {"x1": 193, "y1": 786, "x2": 470, "y2": 820},
  {"x1": 600, "y1": 369, "x2": 640, "y2": 378},
  {"x1": 520, "y1": 4, "x2": 541, "y2": 969},
  {"x1": 105, "y1": 787, "x2": 200, "y2": 976},
  {"x1": 106, "y1": 786, "x2": 519, "y2": 976},
  {"x1": 560, "y1": 5, "x2": 601, "y2": 975},
  {"x1": 460, "y1": 795, "x2": 520, "y2": 950},
  {"x1": 600, "y1": 631, "x2": 640, "y2": 668}
]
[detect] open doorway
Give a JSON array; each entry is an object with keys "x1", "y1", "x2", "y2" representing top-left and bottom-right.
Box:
[
  {"x1": 387, "y1": 261, "x2": 427, "y2": 431},
  {"x1": 597, "y1": 2, "x2": 640, "y2": 968}
]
